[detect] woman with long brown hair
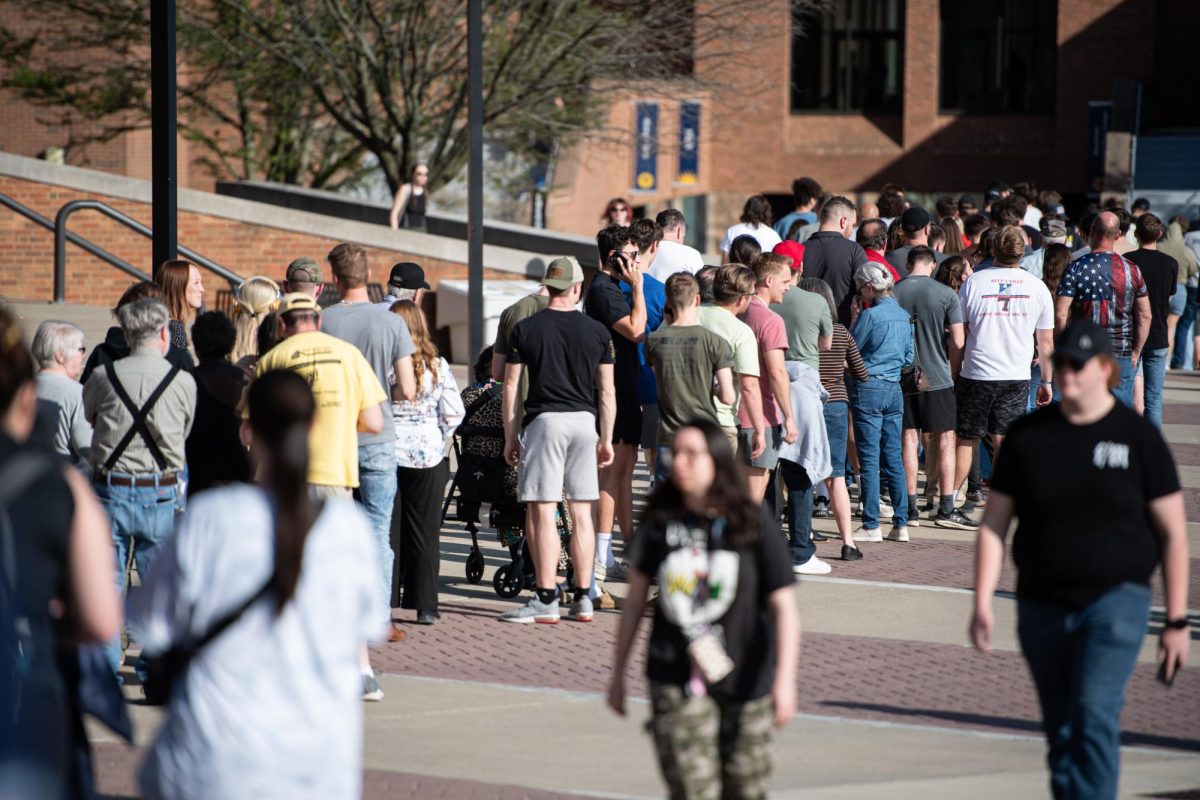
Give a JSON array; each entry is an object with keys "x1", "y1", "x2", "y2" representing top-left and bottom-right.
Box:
[
  {"x1": 609, "y1": 419, "x2": 800, "y2": 799},
  {"x1": 130, "y1": 369, "x2": 385, "y2": 798},
  {"x1": 388, "y1": 300, "x2": 463, "y2": 624},
  {"x1": 155, "y1": 260, "x2": 205, "y2": 354}
]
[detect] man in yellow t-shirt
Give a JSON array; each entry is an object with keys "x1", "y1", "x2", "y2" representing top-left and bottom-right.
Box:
[{"x1": 253, "y1": 293, "x2": 385, "y2": 495}]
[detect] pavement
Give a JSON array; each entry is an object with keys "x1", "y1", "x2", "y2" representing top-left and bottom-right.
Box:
[{"x1": 8, "y1": 301, "x2": 1200, "y2": 799}]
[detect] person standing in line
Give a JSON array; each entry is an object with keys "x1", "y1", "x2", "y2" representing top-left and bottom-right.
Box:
[
  {"x1": 806, "y1": 278, "x2": 868, "y2": 561},
  {"x1": 83, "y1": 282, "x2": 194, "y2": 383},
  {"x1": 971, "y1": 319, "x2": 1189, "y2": 800},
  {"x1": 0, "y1": 308, "x2": 121, "y2": 800},
  {"x1": 155, "y1": 260, "x2": 205, "y2": 356},
  {"x1": 886, "y1": 208, "x2": 949, "y2": 279},
  {"x1": 131, "y1": 371, "x2": 387, "y2": 800},
  {"x1": 739, "y1": 254, "x2": 798, "y2": 503},
  {"x1": 727, "y1": 235, "x2": 763, "y2": 269},
  {"x1": 697, "y1": 265, "x2": 766, "y2": 457},
  {"x1": 318, "y1": 243, "x2": 417, "y2": 647},
  {"x1": 646, "y1": 272, "x2": 735, "y2": 482},
  {"x1": 624, "y1": 218, "x2": 668, "y2": 486},
  {"x1": 281, "y1": 257, "x2": 325, "y2": 301},
  {"x1": 377, "y1": 262, "x2": 430, "y2": 310},
  {"x1": 799, "y1": 197, "x2": 869, "y2": 327},
  {"x1": 857, "y1": 218, "x2": 901, "y2": 282},
  {"x1": 230, "y1": 276, "x2": 281, "y2": 366},
  {"x1": 773, "y1": 176, "x2": 823, "y2": 240},
  {"x1": 32, "y1": 320, "x2": 92, "y2": 468},
  {"x1": 388, "y1": 163, "x2": 430, "y2": 231},
  {"x1": 1054, "y1": 211, "x2": 1149, "y2": 408},
  {"x1": 185, "y1": 311, "x2": 251, "y2": 496},
  {"x1": 585, "y1": 225, "x2": 646, "y2": 559},
  {"x1": 1020, "y1": 216, "x2": 1070, "y2": 279},
  {"x1": 893, "y1": 246, "x2": 974, "y2": 530},
  {"x1": 501, "y1": 257, "x2": 615, "y2": 624},
  {"x1": 388, "y1": 301, "x2": 464, "y2": 626},
  {"x1": 720, "y1": 195, "x2": 781, "y2": 260},
  {"x1": 651, "y1": 208, "x2": 705, "y2": 280},
  {"x1": 607, "y1": 421, "x2": 800, "y2": 800},
  {"x1": 1166, "y1": 217, "x2": 1199, "y2": 369},
  {"x1": 848, "y1": 263, "x2": 911, "y2": 545},
  {"x1": 951, "y1": 227, "x2": 1055, "y2": 502},
  {"x1": 1125, "y1": 214, "x2": 1177, "y2": 428},
  {"x1": 83, "y1": 299, "x2": 197, "y2": 677}
]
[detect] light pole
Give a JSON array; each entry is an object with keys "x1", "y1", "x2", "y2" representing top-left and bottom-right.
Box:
[
  {"x1": 151, "y1": 0, "x2": 178, "y2": 277},
  {"x1": 467, "y1": 0, "x2": 484, "y2": 358}
]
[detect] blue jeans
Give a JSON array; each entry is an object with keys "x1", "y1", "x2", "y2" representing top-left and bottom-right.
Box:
[
  {"x1": 1112, "y1": 355, "x2": 1137, "y2": 408},
  {"x1": 823, "y1": 401, "x2": 849, "y2": 480},
  {"x1": 779, "y1": 458, "x2": 814, "y2": 564},
  {"x1": 95, "y1": 475, "x2": 181, "y2": 675},
  {"x1": 1017, "y1": 582, "x2": 1150, "y2": 800},
  {"x1": 851, "y1": 378, "x2": 908, "y2": 530},
  {"x1": 1170, "y1": 286, "x2": 1197, "y2": 370},
  {"x1": 355, "y1": 442, "x2": 398, "y2": 623},
  {"x1": 655, "y1": 444, "x2": 672, "y2": 485},
  {"x1": 1141, "y1": 347, "x2": 1168, "y2": 427}
]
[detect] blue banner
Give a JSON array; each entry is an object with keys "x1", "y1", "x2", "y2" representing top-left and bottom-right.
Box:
[
  {"x1": 1086, "y1": 101, "x2": 1112, "y2": 198},
  {"x1": 677, "y1": 102, "x2": 700, "y2": 185},
  {"x1": 634, "y1": 102, "x2": 658, "y2": 192}
]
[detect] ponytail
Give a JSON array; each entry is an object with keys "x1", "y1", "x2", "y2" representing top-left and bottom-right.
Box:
[{"x1": 246, "y1": 370, "x2": 318, "y2": 615}]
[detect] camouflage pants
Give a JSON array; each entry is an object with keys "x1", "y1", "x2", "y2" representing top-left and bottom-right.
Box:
[{"x1": 648, "y1": 683, "x2": 774, "y2": 800}]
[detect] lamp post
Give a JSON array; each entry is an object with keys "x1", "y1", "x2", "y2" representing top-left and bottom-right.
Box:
[
  {"x1": 467, "y1": 0, "x2": 484, "y2": 358},
  {"x1": 150, "y1": 0, "x2": 178, "y2": 277}
]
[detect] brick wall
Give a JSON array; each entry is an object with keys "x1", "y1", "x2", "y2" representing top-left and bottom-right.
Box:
[{"x1": 0, "y1": 173, "x2": 513, "y2": 309}]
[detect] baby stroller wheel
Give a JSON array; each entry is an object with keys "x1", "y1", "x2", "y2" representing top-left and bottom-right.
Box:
[
  {"x1": 493, "y1": 564, "x2": 523, "y2": 599},
  {"x1": 465, "y1": 548, "x2": 485, "y2": 584}
]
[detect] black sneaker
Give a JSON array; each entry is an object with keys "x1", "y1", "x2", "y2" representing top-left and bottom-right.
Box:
[
  {"x1": 812, "y1": 530, "x2": 831, "y2": 542},
  {"x1": 841, "y1": 544, "x2": 863, "y2": 561},
  {"x1": 812, "y1": 506, "x2": 833, "y2": 519},
  {"x1": 934, "y1": 509, "x2": 979, "y2": 530},
  {"x1": 965, "y1": 490, "x2": 986, "y2": 507}
]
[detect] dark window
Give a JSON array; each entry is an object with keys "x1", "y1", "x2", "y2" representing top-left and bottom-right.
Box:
[
  {"x1": 940, "y1": 0, "x2": 1057, "y2": 114},
  {"x1": 790, "y1": 0, "x2": 905, "y2": 114}
]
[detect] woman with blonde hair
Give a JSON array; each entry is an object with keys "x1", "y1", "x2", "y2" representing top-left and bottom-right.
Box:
[
  {"x1": 230, "y1": 276, "x2": 281, "y2": 363},
  {"x1": 388, "y1": 300, "x2": 463, "y2": 624},
  {"x1": 155, "y1": 260, "x2": 205, "y2": 354}
]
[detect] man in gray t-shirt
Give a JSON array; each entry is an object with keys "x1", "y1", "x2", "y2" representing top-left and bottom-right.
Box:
[
  {"x1": 892, "y1": 245, "x2": 971, "y2": 531},
  {"x1": 320, "y1": 243, "x2": 417, "y2": 646}
]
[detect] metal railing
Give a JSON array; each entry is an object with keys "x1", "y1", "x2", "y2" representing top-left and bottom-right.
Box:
[{"x1": 54, "y1": 199, "x2": 243, "y2": 302}]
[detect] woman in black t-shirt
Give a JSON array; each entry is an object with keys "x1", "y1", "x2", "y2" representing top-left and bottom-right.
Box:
[
  {"x1": 970, "y1": 319, "x2": 1190, "y2": 800},
  {"x1": 608, "y1": 419, "x2": 798, "y2": 800}
]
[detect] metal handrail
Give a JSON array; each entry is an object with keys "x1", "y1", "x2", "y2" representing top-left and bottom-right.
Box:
[
  {"x1": 54, "y1": 199, "x2": 243, "y2": 303},
  {"x1": 0, "y1": 191, "x2": 150, "y2": 294}
]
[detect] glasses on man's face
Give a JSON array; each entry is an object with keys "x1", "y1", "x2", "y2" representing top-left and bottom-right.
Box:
[
  {"x1": 77, "y1": 346, "x2": 87, "y2": 354},
  {"x1": 623, "y1": 250, "x2": 640, "y2": 260}
]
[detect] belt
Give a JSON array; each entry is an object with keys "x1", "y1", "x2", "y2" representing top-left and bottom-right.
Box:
[{"x1": 94, "y1": 471, "x2": 178, "y2": 487}]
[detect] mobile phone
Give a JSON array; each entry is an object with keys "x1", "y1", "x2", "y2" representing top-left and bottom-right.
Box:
[{"x1": 1157, "y1": 659, "x2": 1177, "y2": 687}]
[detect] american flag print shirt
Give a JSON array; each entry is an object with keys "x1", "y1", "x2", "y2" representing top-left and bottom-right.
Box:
[{"x1": 1056, "y1": 251, "x2": 1147, "y2": 357}]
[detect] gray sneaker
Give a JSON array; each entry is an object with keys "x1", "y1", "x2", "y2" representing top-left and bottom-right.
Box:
[
  {"x1": 499, "y1": 596, "x2": 560, "y2": 624},
  {"x1": 567, "y1": 595, "x2": 594, "y2": 622},
  {"x1": 361, "y1": 673, "x2": 384, "y2": 702}
]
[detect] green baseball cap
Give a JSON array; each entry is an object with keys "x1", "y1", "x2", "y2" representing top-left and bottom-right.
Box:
[
  {"x1": 543, "y1": 256, "x2": 583, "y2": 290},
  {"x1": 285, "y1": 256, "x2": 323, "y2": 284}
]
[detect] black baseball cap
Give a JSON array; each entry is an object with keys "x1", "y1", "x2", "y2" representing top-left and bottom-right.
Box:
[
  {"x1": 1055, "y1": 319, "x2": 1112, "y2": 367},
  {"x1": 388, "y1": 262, "x2": 430, "y2": 290},
  {"x1": 900, "y1": 207, "x2": 931, "y2": 233}
]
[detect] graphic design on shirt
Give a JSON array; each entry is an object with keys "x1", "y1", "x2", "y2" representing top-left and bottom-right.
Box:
[
  {"x1": 1092, "y1": 441, "x2": 1130, "y2": 470},
  {"x1": 1060, "y1": 252, "x2": 1146, "y2": 354},
  {"x1": 656, "y1": 521, "x2": 740, "y2": 634},
  {"x1": 979, "y1": 280, "x2": 1031, "y2": 314}
]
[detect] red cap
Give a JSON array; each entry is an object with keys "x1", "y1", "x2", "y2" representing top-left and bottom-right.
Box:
[{"x1": 772, "y1": 240, "x2": 805, "y2": 271}]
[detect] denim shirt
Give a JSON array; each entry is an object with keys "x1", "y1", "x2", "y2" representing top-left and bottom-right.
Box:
[{"x1": 850, "y1": 296, "x2": 913, "y2": 382}]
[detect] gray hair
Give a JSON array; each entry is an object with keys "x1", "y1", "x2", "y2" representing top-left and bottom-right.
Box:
[
  {"x1": 31, "y1": 320, "x2": 84, "y2": 368},
  {"x1": 118, "y1": 298, "x2": 170, "y2": 348},
  {"x1": 387, "y1": 286, "x2": 419, "y2": 302},
  {"x1": 854, "y1": 262, "x2": 894, "y2": 294}
]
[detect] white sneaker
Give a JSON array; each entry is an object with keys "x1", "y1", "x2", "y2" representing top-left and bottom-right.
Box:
[
  {"x1": 853, "y1": 528, "x2": 883, "y2": 543},
  {"x1": 886, "y1": 526, "x2": 910, "y2": 542},
  {"x1": 793, "y1": 555, "x2": 832, "y2": 575}
]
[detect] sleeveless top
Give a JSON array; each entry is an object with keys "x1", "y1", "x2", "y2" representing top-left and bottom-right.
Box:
[{"x1": 403, "y1": 187, "x2": 426, "y2": 229}]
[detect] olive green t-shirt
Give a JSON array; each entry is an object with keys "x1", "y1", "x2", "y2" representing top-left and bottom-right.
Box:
[
  {"x1": 494, "y1": 293, "x2": 550, "y2": 419},
  {"x1": 772, "y1": 288, "x2": 832, "y2": 369},
  {"x1": 646, "y1": 324, "x2": 733, "y2": 444}
]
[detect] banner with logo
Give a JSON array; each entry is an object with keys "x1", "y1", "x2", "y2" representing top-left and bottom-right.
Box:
[
  {"x1": 677, "y1": 102, "x2": 700, "y2": 185},
  {"x1": 634, "y1": 101, "x2": 658, "y2": 192}
]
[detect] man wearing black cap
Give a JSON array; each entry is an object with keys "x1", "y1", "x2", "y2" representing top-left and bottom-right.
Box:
[
  {"x1": 887, "y1": 208, "x2": 948, "y2": 279},
  {"x1": 378, "y1": 261, "x2": 431, "y2": 309}
]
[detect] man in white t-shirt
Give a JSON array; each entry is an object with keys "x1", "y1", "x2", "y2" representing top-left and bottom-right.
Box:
[
  {"x1": 649, "y1": 209, "x2": 705, "y2": 282},
  {"x1": 953, "y1": 225, "x2": 1054, "y2": 496}
]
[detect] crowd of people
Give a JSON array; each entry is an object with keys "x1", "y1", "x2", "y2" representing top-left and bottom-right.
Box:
[{"x1": 0, "y1": 176, "x2": 1193, "y2": 799}]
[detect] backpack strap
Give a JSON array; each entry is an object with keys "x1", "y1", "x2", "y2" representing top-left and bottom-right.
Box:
[{"x1": 103, "y1": 364, "x2": 181, "y2": 473}]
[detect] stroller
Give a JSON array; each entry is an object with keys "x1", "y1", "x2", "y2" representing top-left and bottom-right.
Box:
[{"x1": 443, "y1": 381, "x2": 574, "y2": 599}]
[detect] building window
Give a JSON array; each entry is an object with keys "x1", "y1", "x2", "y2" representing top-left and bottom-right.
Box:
[
  {"x1": 790, "y1": 0, "x2": 905, "y2": 114},
  {"x1": 940, "y1": 0, "x2": 1057, "y2": 114}
]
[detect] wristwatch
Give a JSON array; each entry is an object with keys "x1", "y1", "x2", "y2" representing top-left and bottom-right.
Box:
[{"x1": 1163, "y1": 617, "x2": 1190, "y2": 631}]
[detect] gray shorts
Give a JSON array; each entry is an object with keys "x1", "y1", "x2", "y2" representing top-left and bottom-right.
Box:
[
  {"x1": 640, "y1": 403, "x2": 659, "y2": 450},
  {"x1": 518, "y1": 411, "x2": 600, "y2": 502},
  {"x1": 738, "y1": 424, "x2": 782, "y2": 469}
]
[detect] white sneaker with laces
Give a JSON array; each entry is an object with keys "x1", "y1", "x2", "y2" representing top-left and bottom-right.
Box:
[
  {"x1": 886, "y1": 526, "x2": 910, "y2": 542},
  {"x1": 853, "y1": 528, "x2": 883, "y2": 543},
  {"x1": 793, "y1": 556, "x2": 833, "y2": 575}
]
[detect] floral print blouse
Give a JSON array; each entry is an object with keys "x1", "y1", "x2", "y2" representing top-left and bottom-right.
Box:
[{"x1": 391, "y1": 357, "x2": 465, "y2": 469}]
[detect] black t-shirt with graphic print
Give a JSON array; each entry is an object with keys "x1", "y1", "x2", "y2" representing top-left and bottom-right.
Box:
[
  {"x1": 989, "y1": 402, "x2": 1180, "y2": 609},
  {"x1": 630, "y1": 507, "x2": 794, "y2": 704}
]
